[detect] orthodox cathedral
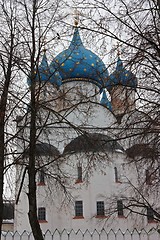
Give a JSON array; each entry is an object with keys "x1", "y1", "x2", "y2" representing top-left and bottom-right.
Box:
[{"x1": 14, "y1": 23, "x2": 159, "y2": 233}]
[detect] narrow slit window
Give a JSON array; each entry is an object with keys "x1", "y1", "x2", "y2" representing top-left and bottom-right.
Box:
[
  {"x1": 114, "y1": 167, "x2": 119, "y2": 182},
  {"x1": 117, "y1": 200, "x2": 124, "y2": 217},
  {"x1": 77, "y1": 166, "x2": 82, "y2": 182},
  {"x1": 39, "y1": 169, "x2": 45, "y2": 184}
]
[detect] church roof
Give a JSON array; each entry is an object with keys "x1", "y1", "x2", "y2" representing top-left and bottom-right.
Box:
[
  {"x1": 126, "y1": 144, "x2": 158, "y2": 159},
  {"x1": 51, "y1": 27, "x2": 109, "y2": 87},
  {"x1": 63, "y1": 133, "x2": 124, "y2": 154},
  {"x1": 27, "y1": 52, "x2": 62, "y2": 87},
  {"x1": 106, "y1": 57, "x2": 137, "y2": 90},
  {"x1": 24, "y1": 143, "x2": 60, "y2": 157}
]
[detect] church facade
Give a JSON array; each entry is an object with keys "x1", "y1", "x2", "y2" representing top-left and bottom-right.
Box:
[{"x1": 14, "y1": 25, "x2": 159, "y2": 233}]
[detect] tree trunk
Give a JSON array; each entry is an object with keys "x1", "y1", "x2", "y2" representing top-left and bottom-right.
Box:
[
  {"x1": 0, "y1": 32, "x2": 14, "y2": 235},
  {"x1": 27, "y1": 88, "x2": 44, "y2": 240},
  {"x1": 27, "y1": 1, "x2": 44, "y2": 239},
  {"x1": 0, "y1": 127, "x2": 4, "y2": 236}
]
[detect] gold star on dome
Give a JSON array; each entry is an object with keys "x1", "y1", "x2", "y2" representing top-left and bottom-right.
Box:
[
  {"x1": 84, "y1": 68, "x2": 87, "y2": 72},
  {"x1": 91, "y1": 63, "x2": 94, "y2": 66},
  {"x1": 61, "y1": 63, "x2": 65, "y2": 66}
]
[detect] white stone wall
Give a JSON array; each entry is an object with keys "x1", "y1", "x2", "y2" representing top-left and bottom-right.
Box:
[
  {"x1": 14, "y1": 80, "x2": 160, "y2": 233},
  {"x1": 14, "y1": 149, "x2": 160, "y2": 232}
]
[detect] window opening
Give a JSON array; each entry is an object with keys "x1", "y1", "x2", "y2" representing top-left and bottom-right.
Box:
[
  {"x1": 97, "y1": 201, "x2": 105, "y2": 216},
  {"x1": 114, "y1": 167, "x2": 119, "y2": 182},
  {"x1": 117, "y1": 200, "x2": 124, "y2": 217},
  {"x1": 75, "y1": 201, "x2": 83, "y2": 217},
  {"x1": 77, "y1": 166, "x2": 82, "y2": 182},
  {"x1": 38, "y1": 207, "x2": 46, "y2": 221},
  {"x1": 147, "y1": 207, "x2": 154, "y2": 222},
  {"x1": 39, "y1": 169, "x2": 45, "y2": 184}
]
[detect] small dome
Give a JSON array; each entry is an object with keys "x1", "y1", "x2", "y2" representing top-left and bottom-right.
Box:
[
  {"x1": 63, "y1": 133, "x2": 124, "y2": 154},
  {"x1": 27, "y1": 52, "x2": 62, "y2": 87},
  {"x1": 24, "y1": 143, "x2": 60, "y2": 157},
  {"x1": 126, "y1": 144, "x2": 158, "y2": 159},
  {"x1": 106, "y1": 57, "x2": 137, "y2": 90},
  {"x1": 51, "y1": 27, "x2": 109, "y2": 87},
  {"x1": 100, "y1": 89, "x2": 112, "y2": 111}
]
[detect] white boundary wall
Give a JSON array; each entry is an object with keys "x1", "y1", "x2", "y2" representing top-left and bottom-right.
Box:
[{"x1": 1, "y1": 228, "x2": 160, "y2": 240}]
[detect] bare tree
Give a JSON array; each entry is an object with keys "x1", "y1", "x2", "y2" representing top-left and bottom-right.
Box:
[
  {"x1": 3, "y1": 0, "x2": 159, "y2": 235},
  {"x1": 0, "y1": 0, "x2": 22, "y2": 234},
  {"x1": 13, "y1": 0, "x2": 70, "y2": 239},
  {"x1": 0, "y1": 0, "x2": 64, "y2": 237}
]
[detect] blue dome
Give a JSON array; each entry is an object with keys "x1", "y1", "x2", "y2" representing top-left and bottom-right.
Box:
[
  {"x1": 51, "y1": 27, "x2": 109, "y2": 88},
  {"x1": 27, "y1": 52, "x2": 62, "y2": 87},
  {"x1": 106, "y1": 57, "x2": 137, "y2": 90}
]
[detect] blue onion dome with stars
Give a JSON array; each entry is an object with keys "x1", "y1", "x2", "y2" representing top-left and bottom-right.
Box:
[
  {"x1": 50, "y1": 27, "x2": 109, "y2": 89},
  {"x1": 27, "y1": 51, "x2": 62, "y2": 88},
  {"x1": 106, "y1": 57, "x2": 137, "y2": 91}
]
